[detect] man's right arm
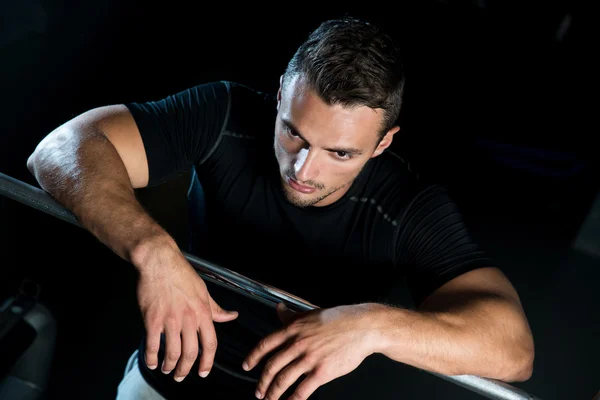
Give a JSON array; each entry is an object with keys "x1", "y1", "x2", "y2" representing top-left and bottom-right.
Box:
[
  {"x1": 26, "y1": 98, "x2": 238, "y2": 381},
  {"x1": 27, "y1": 104, "x2": 163, "y2": 262}
]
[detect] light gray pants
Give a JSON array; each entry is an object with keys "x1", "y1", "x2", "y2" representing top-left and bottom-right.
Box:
[{"x1": 115, "y1": 350, "x2": 166, "y2": 400}]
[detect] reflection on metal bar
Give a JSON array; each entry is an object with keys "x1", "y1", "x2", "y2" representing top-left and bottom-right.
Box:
[{"x1": 0, "y1": 172, "x2": 541, "y2": 400}]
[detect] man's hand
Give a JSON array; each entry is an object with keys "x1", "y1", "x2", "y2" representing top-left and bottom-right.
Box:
[
  {"x1": 136, "y1": 242, "x2": 238, "y2": 382},
  {"x1": 243, "y1": 303, "x2": 379, "y2": 400}
]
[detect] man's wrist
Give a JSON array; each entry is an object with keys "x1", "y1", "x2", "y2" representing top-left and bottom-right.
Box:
[
  {"x1": 356, "y1": 303, "x2": 410, "y2": 356},
  {"x1": 129, "y1": 229, "x2": 179, "y2": 273}
]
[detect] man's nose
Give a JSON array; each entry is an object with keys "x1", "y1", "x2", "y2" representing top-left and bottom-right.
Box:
[{"x1": 294, "y1": 148, "x2": 319, "y2": 183}]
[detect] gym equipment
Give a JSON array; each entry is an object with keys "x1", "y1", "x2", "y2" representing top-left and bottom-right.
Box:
[
  {"x1": 0, "y1": 279, "x2": 57, "y2": 400},
  {"x1": 0, "y1": 172, "x2": 542, "y2": 400}
]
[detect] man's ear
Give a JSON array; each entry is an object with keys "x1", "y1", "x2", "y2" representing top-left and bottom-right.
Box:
[{"x1": 371, "y1": 126, "x2": 400, "y2": 158}]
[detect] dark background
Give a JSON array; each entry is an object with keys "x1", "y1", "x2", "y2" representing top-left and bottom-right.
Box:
[{"x1": 1, "y1": 1, "x2": 598, "y2": 399}]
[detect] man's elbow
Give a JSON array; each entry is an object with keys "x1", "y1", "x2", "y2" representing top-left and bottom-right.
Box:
[
  {"x1": 26, "y1": 152, "x2": 37, "y2": 175},
  {"x1": 517, "y1": 342, "x2": 535, "y2": 381},
  {"x1": 26, "y1": 134, "x2": 48, "y2": 177},
  {"x1": 26, "y1": 127, "x2": 65, "y2": 178},
  {"x1": 502, "y1": 334, "x2": 535, "y2": 382},
  {"x1": 509, "y1": 351, "x2": 534, "y2": 382}
]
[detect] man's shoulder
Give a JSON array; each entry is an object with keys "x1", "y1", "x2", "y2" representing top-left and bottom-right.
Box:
[
  {"x1": 366, "y1": 148, "x2": 424, "y2": 194},
  {"x1": 155, "y1": 79, "x2": 274, "y2": 110},
  {"x1": 356, "y1": 150, "x2": 446, "y2": 225},
  {"x1": 221, "y1": 80, "x2": 275, "y2": 97},
  {"x1": 218, "y1": 81, "x2": 277, "y2": 141},
  {"x1": 220, "y1": 80, "x2": 277, "y2": 110}
]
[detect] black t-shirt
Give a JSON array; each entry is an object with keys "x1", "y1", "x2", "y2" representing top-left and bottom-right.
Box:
[{"x1": 125, "y1": 81, "x2": 494, "y2": 399}]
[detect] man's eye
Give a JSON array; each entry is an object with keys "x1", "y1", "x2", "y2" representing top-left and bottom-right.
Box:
[
  {"x1": 284, "y1": 126, "x2": 298, "y2": 137},
  {"x1": 336, "y1": 151, "x2": 350, "y2": 159}
]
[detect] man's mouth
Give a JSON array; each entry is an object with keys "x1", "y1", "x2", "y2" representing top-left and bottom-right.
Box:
[{"x1": 286, "y1": 176, "x2": 317, "y2": 194}]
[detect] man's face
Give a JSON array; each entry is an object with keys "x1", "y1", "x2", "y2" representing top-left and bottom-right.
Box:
[{"x1": 274, "y1": 74, "x2": 399, "y2": 208}]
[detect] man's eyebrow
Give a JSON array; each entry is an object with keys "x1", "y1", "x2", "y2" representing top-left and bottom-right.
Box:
[{"x1": 282, "y1": 118, "x2": 364, "y2": 155}]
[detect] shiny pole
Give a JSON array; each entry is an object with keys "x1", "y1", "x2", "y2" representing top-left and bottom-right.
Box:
[{"x1": 0, "y1": 172, "x2": 542, "y2": 400}]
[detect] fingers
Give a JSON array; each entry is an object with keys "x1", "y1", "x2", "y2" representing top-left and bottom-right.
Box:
[
  {"x1": 173, "y1": 311, "x2": 199, "y2": 381},
  {"x1": 262, "y1": 359, "x2": 308, "y2": 400},
  {"x1": 161, "y1": 316, "x2": 182, "y2": 374},
  {"x1": 196, "y1": 309, "x2": 218, "y2": 377},
  {"x1": 287, "y1": 371, "x2": 329, "y2": 400},
  {"x1": 255, "y1": 343, "x2": 305, "y2": 399},
  {"x1": 209, "y1": 295, "x2": 238, "y2": 323},
  {"x1": 144, "y1": 316, "x2": 161, "y2": 370},
  {"x1": 244, "y1": 329, "x2": 290, "y2": 371},
  {"x1": 192, "y1": 295, "x2": 239, "y2": 376}
]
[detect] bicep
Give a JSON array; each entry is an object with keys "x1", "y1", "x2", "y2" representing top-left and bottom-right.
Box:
[
  {"x1": 417, "y1": 266, "x2": 523, "y2": 312},
  {"x1": 62, "y1": 104, "x2": 149, "y2": 188}
]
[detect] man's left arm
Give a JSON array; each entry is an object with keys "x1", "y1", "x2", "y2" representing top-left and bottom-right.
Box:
[
  {"x1": 243, "y1": 186, "x2": 535, "y2": 399},
  {"x1": 373, "y1": 185, "x2": 534, "y2": 382},
  {"x1": 243, "y1": 267, "x2": 534, "y2": 400},
  {"x1": 368, "y1": 265, "x2": 534, "y2": 382}
]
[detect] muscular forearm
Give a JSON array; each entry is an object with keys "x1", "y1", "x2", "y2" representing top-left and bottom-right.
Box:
[
  {"x1": 27, "y1": 124, "x2": 174, "y2": 268},
  {"x1": 366, "y1": 298, "x2": 534, "y2": 382}
]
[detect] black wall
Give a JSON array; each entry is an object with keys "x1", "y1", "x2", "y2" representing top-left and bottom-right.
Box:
[{"x1": 1, "y1": 1, "x2": 597, "y2": 399}]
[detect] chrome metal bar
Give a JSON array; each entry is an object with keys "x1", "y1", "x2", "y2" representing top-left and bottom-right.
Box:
[{"x1": 0, "y1": 171, "x2": 541, "y2": 400}]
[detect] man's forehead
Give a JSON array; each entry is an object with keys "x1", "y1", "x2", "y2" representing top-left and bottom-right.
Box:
[
  {"x1": 281, "y1": 74, "x2": 384, "y2": 126},
  {"x1": 282, "y1": 85, "x2": 381, "y2": 143}
]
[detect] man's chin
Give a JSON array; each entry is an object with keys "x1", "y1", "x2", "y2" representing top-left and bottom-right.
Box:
[{"x1": 282, "y1": 187, "x2": 319, "y2": 208}]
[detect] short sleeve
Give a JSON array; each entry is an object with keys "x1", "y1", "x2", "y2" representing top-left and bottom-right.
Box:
[
  {"x1": 124, "y1": 81, "x2": 231, "y2": 186},
  {"x1": 396, "y1": 185, "x2": 495, "y2": 308}
]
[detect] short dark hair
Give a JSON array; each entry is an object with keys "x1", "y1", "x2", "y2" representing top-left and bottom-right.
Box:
[{"x1": 282, "y1": 17, "x2": 405, "y2": 140}]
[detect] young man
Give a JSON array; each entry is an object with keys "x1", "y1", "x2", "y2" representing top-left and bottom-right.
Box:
[{"x1": 26, "y1": 17, "x2": 534, "y2": 400}]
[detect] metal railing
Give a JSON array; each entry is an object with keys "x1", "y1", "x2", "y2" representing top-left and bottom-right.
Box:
[{"x1": 0, "y1": 172, "x2": 542, "y2": 400}]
